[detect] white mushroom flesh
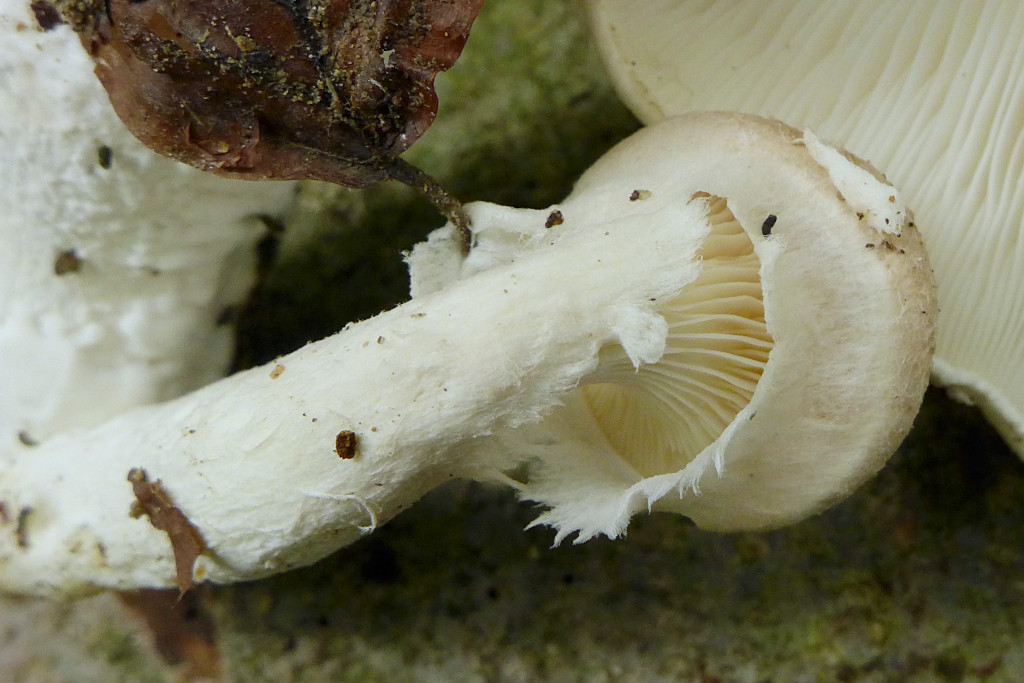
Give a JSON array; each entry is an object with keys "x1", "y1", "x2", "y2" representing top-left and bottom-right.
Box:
[{"x1": 0, "y1": 2, "x2": 295, "y2": 443}]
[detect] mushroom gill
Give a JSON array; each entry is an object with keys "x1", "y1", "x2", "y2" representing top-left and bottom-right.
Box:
[{"x1": 582, "y1": 195, "x2": 771, "y2": 477}]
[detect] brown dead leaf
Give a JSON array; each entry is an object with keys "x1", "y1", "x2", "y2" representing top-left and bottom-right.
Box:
[
  {"x1": 119, "y1": 588, "x2": 222, "y2": 680},
  {"x1": 45, "y1": 0, "x2": 483, "y2": 235},
  {"x1": 128, "y1": 468, "x2": 207, "y2": 595}
]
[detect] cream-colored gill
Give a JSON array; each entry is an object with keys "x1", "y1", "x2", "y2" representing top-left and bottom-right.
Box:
[{"x1": 582, "y1": 196, "x2": 770, "y2": 477}]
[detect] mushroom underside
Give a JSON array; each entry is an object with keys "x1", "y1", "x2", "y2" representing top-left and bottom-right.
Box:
[
  {"x1": 583, "y1": 196, "x2": 770, "y2": 478},
  {"x1": 490, "y1": 113, "x2": 936, "y2": 540}
]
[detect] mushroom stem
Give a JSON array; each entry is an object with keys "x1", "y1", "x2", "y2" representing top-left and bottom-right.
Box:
[
  {"x1": 0, "y1": 186, "x2": 704, "y2": 596},
  {"x1": 0, "y1": 113, "x2": 935, "y2": 597},
  {"x1": 0, "y1": 3, "x2": 295, "y2": 444}
]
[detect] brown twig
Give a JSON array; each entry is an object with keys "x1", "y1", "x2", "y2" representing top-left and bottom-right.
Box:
[{"x1": 385, "y1": 158, "x2": 472, "y2": 254}]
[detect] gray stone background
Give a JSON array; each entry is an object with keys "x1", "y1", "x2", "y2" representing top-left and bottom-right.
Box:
[{"x1": 3, "y1": 2, "x2": 1024, "y2": 681}]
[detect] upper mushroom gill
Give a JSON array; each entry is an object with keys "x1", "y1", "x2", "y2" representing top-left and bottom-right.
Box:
[{"x1": 581, "y1": 195, "x2": 771, "y2": 477}]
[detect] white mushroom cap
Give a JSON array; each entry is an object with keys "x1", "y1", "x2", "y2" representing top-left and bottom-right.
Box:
[
  {"x1": 0, "y1": 2, "x2": 295, "y2": 442},
  {"x1": 417, "y1": 112, "x2": 936, "y2": 537},
  {"x1": 585, "y1": 0, "x2": 1024, "y2": 455}
]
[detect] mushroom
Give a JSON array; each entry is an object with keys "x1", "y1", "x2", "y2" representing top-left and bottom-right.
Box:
[
  {"x1": 0, "y1": 112, "x2": 935, "y2": 596},
  {"x1": 0, "y1": 0, "x2": 295, "y2": 444},
  {"x1": 585, "y1": 0, "x2": 1024, "y2": 455}
]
